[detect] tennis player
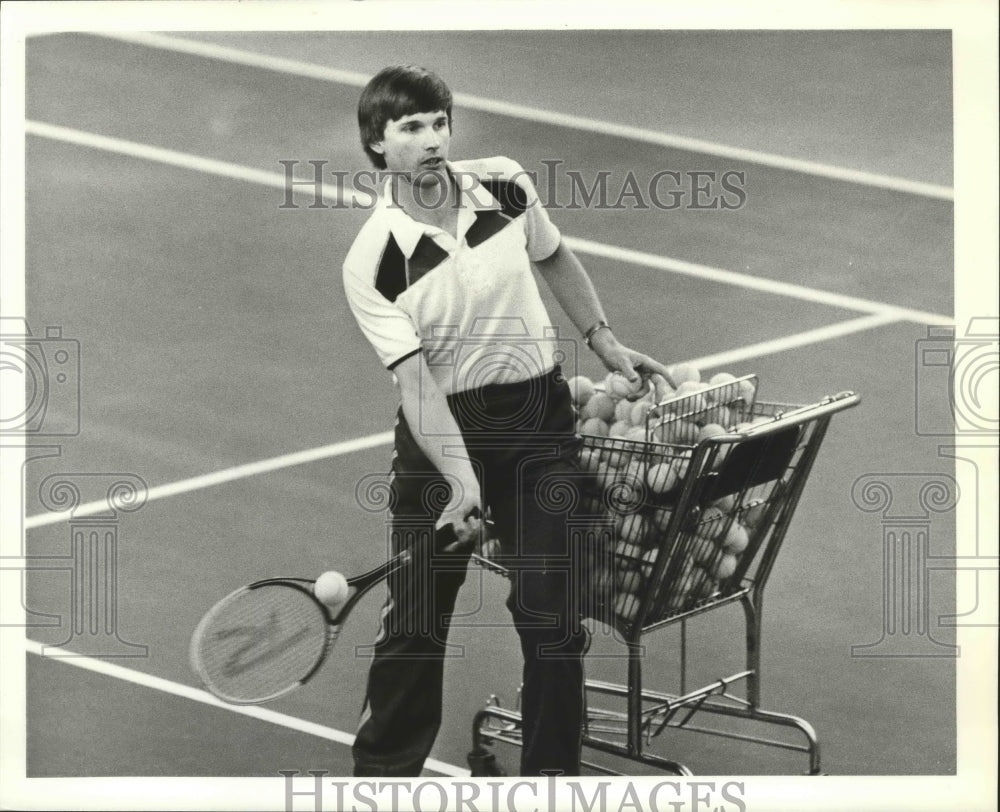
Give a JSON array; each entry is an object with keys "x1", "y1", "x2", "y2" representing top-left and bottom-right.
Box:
[{"x1": 343, "y1": 65, "x2": 671, "y2": 777}]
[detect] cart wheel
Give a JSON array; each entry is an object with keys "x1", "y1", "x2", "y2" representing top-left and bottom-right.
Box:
[{"x1": 467, "y1": 747, "x2": 507, "y2": 776}]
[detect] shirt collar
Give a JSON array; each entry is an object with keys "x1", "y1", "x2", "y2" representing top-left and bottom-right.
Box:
[{"x1": 378, "y1": 164, "x2": 501, "y2": 258}]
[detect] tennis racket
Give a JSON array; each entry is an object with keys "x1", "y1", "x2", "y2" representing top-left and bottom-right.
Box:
[{"x1": 190, "y1": 520, "x2": 508, "y2": 705}]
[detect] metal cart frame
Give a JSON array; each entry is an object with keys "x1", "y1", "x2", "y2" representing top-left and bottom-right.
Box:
[{"x1": 468, "y1": 378, "x2": 860, "y2": 776}]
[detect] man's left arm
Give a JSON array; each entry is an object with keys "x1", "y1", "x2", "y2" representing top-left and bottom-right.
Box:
[{"x1": 534, "y1": 240, "x2": 673, "y2": 384}]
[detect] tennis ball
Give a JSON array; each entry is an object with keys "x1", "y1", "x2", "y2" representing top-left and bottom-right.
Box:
[
  {"x1": 646, "y1": 462, "x2": 678, "y2": 495},
  {"x1": 580, "y1": 417, "x2": 609, "y2": 437},
  {"x1": 606, "y1": 372, "x2": 644, "y2": 400},
  {"x1": 669, "y1": 420, "x2": 700, "y2": 445},
  {"x1": 630, "y1": 399, "x2": 654, "y2": 428},
  {"x1": 614, "y1": 540, "x2": 644, "y2": 566},
  {"x1": 713, "y1": 553, "x2": 738, "y2": 580},
  {"x1": 709, "y1": 371, "x2": 737, "y2": 387},
  {"x1": 738, "y1": 378, "x2": 756, "y2": 403},
  {"x1": 568, "y1": 375, "x2": 595, "y2": 407},
  {"x1": 621, "y1": 459, "x2": 646, "y2": 490},
  {"x1": 608, "y1": 420, "x2": 629, "y2": 439},
  {"x1": 651, "y1": 506, "x2": 674, "y2": 532},
  {"x1": 577, "y1": 446, "x2": 602, "y2": 474},
  {"x1": 668, "y1": 363, "x2": 701, "y2": 386},
  {"x1": 614, "y1": 591, "x2": 640, "y2": 623},
  {"x1": 604, "y1": 443, "x2": 631, "y2": 468},
  {"x1": 624, "y1": 426, "x2": 647, "y2": 444},
  {"x1": 690, "y1": 535, "x2": 718, "y2": 567},
  {"x1": 744, "y1": 501, "x2": 768, "y2": 528},
  {"x1": 620, "y1": 513, "x2": 651, "y2": 547},
  {"x1": 580, "y1": 495, "x2": 606, "y2": 516},
  {"x1": 712, "y1": 493, "x2": 737, "y2": 512},
  {"x1": 314, "y1": 571, "x2": 350, "y2": 607},
  {"x1": 673, "y1": 382, "x2": 709, "y2": 414},
  {"x1": 650, "y1": 373, "x2": 675, "y2": 403},
  {"x1": 691, "y1": 566, "x2": 718, "y2": 600},
  {"x1": 710, "y1": 406, "x2": 736, "y2": 431},
  {"x1": 721, "y1": 522, "x2": 750, "y2": 555},
  {"x1": 614, "y1": 397, "x2": 633, "y2": 425},
  {"x1": 594, "y1": 462, "x2": 617, "y2": 489},
  {"x1": 588, "y1": 566, "x2": 616, "y2": 606},
  {"x1": 695, "y1": 506, "x2": 727, "y2": 540},
  {"x1": 581, "y1": 391, "x2": 616, "y2": 422},
  {"x1": 670, "y1": 452, "x2": 692, "y2": 482},
  {"x1": 697, "y1": 423, "x2": 728, "y2": 443},
  {"x1": 616, "y1": 567, "x2": 645, "y2": 594}
]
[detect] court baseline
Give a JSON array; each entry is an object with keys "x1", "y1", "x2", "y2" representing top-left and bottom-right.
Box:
[
  {"x1": 25, "y1": 120, "x2": 951, "y2": 327},
  {"x1": 87, "y1": 31, "x2": 954, "y2": 202}
]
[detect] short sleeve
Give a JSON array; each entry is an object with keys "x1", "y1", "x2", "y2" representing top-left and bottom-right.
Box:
[
  {"x1": 342, "y1": 258, "x2": 422, "y2": 371},
  {"x1": 501, "y1": 158, "x2": 562, "y2": 262}
]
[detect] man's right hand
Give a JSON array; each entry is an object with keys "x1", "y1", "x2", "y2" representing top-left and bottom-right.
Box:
[{"x1": 436, "y1": 493, "x2": 483, "y2": 552}]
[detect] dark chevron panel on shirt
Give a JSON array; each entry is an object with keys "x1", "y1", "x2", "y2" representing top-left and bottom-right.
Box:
[{"x1": 374, "y1": 234, "x2": 406, "y2": 302}]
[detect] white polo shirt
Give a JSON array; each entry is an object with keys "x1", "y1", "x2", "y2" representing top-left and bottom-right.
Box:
[{"x1": 343, "y1": 156, "x2": 564, "y2": 395}]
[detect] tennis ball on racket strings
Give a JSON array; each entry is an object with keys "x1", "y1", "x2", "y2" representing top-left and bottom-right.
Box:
[{"x1": 314, "y1": 571, "x2": 350, "y2": 608}]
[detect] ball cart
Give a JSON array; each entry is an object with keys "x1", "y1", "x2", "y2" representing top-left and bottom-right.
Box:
[{"x1": 466, "y1": 376, "x2": 860, "y2": 776}]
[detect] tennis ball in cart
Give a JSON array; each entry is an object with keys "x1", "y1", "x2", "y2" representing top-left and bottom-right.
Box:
[
  {"x1": 614, "y1": 397, "x2": 634, "y2": 425},
  {"x1": 616, "y1": 566, "x2": 646, "y2": 594},
  {"x1": 620, "y1": 513, "x2": 652, "y2": 547},
  {"x1": 614, "y1": 590, "x2": 641, "y2": 623},
  {"x1": 646, "y1": 461, "x2": 678, "y2": 495},
  {"x1": 721, "y1": 522, "x2": 750, "y2": 555},
  {"x1": 667, "y1": 363, "x2": 701, "y2": 386},
  {"x1": 713, "y1": 553, "x2": 738, "y2": 580},
  {"x1": 651, "y1": 506, "x2": 674, "y2": 532},
  {"x1": 709, "y1": 371, "x2": 737, "y2": 387},
  {"x1": 581, "y1": 391, "x2": 616, "y2": 422},
  {"x1": 568, "y1": 375, "x2": 596, "y2": 407},
  {"x1": 580, "y1": 417, "x2": 609, "y2": 437},
  {"x1": 314, "y1": 571, "x2": 350, "y2": 608},
  {"x1": 605, "y1": 372, "x2": 646, "y2": 400}
]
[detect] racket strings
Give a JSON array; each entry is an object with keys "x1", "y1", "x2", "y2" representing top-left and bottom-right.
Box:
[{"x1": 195, "y1": 584, "x2": 328, "y2": 703}]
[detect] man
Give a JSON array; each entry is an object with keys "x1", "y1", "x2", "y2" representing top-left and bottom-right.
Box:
[{"x1": 343, "y1": 65, "x2": 670, "y2": 776}]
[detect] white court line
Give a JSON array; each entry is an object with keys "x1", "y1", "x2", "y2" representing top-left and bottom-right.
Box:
[
  {"x1": 24, "y1": 431, "x2": 394, "y2": 529},
  {"x1": 564, "y1": 236, "x2": 953, "y2": 326},
  {"x1": 23, "y1": 639, "x2": 470, "y2": 778},
  {"x1": 26, "y1": 120, "x2": 954, "y2": 326},
  {"x1": 92, "y1": 31, "x2": 954, "y2": 202},
  {"x1": 24, "y1": 120, "x2": 363, "y2": 206},
  {"x1": 688, "y1": 311, "x2": 901, "y2": 371},
  {"x1": 23, "y1": 313, "x2": 892, "y2": 530}
]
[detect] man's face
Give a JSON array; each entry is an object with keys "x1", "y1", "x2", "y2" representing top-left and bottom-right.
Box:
[{"x1": 370, "y1": 110, "x2": 451, "y2": 189}]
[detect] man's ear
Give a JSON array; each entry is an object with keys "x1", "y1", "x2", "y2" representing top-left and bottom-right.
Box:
[{"x1": 369, "y1": 140, "x2": 385, "y2": 156}]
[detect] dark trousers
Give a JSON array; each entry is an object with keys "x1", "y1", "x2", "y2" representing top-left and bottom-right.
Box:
[{"x1": 352, "y1": 368, "x2": 587, "y2": 776}]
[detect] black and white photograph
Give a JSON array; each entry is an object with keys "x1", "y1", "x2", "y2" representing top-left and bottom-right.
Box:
[{"x1": 1, "y1": 1, "x2": 996, "y2": 810}]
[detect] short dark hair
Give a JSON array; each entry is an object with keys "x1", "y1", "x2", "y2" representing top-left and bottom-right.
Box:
[{"x1": 357, "y1": 65, "x2": 453, "y2": 169}]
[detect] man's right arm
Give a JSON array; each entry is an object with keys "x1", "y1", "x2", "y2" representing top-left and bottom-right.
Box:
[{"x1": 393, "y1": 352, "x2": 483, "y2": 545}]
